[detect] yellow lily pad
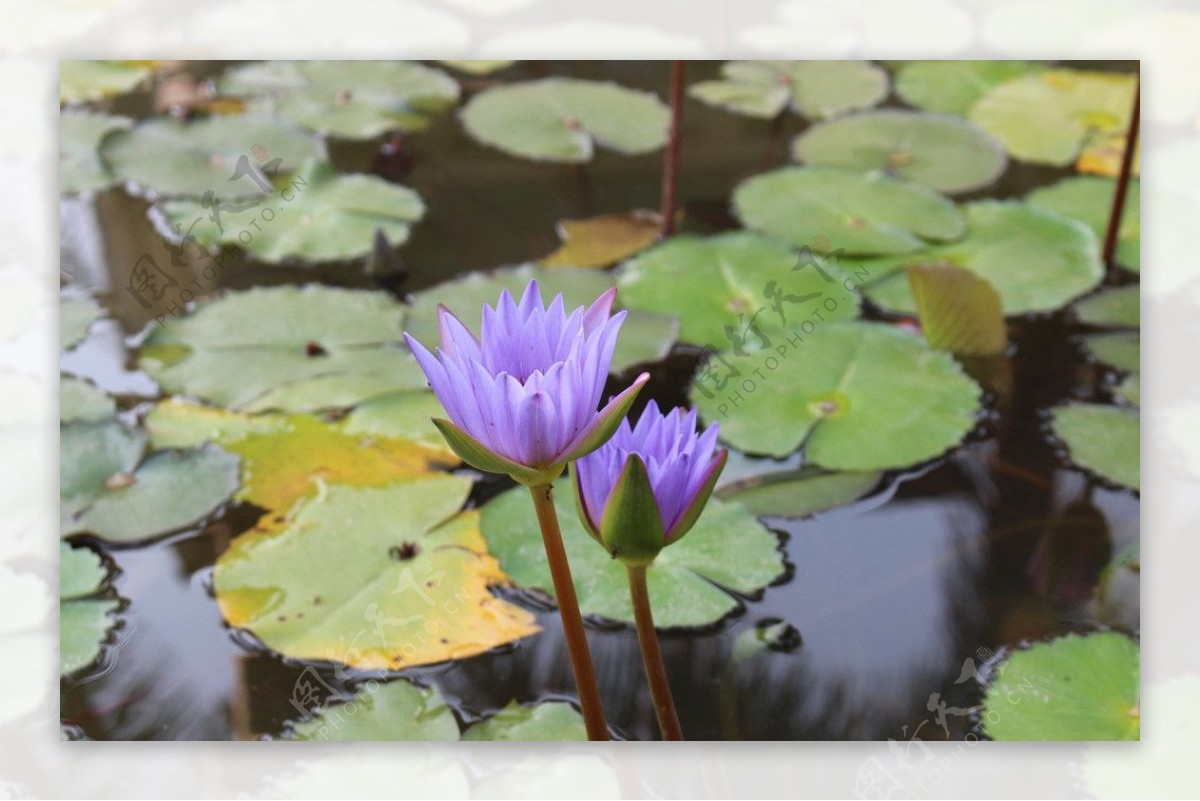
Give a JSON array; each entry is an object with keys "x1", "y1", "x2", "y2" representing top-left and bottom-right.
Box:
[{"x1": 539, "y1": 211, "x2": 662, "y2": 268}]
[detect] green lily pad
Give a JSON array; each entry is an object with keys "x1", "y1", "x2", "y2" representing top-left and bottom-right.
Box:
[
  {"x1": 60, "y1": 110, "x2": 132, "y2": 195},
  {"x1": 791, "y1": 110, "x2": 1007, "y2": 194},
  {"x1": 289, "y1": 680, "x2": 459, "y2": 741},
  {"x1": 60, "y1": 60, "x2": 154, "y2": 105},
  {"x1": 100, "y1": 115, "x2": 323, "y2": 199},
  {"x1": 1082, "y1": 332, "x2": 1139, "y2": 373},
  {"x1": 907, "y1": 264, "x2": 1007, "y2": 356},
  {"x1": 732, "y1": 166, "x2": 965, "y2": 256},
  {"x1": 219, "y1": 60, "x2": 459, "y2": 140},
  {"x1": 716, "y1": 467, "x2": 881, "y2": 518},
  {"x1": 860, "y1": 201, "x2": 1103, "y2": 315},
  {"x1": 139, "y1": 284, "x2": 424, "y2": 412},
  {"x1": 61, "y1": 420, "x2": 240, "y2": 544},
  {"x1": 982, "y1": 632, "x2": 1139, "y2": 740},
  {"x1": 1114, "y1": 375, "x2": 1140, "y2": 406},
  {"x1": 404, "y1": 264, "x2": 678, "y2": 373},
  {"x1": 60, "y1": 542, "x2": 119, "y2": 677},
  {"x1": 1051, "y1": 403, "x2": 1139, "y2": 491},
  {"x1": 215, "y1": 475, "x2": 539, "y2": 670},
  {"x1": 689, "y1": 61, "x2": 888, "y2": 120},
  {"x1": 61, "y1": 296, "x2": 103, "y2": 350},
  {"x1": 1074, "y1": 286, "x2": 1139, "y2": 328},
  {"x1": 60, "y1": 376, "x2": 115, "y2": 423},
  {"x1": 689, "y1": 321, "x2": 982, "y2": 467},
  {"x1": 459, "y1": 78, "x2": 670, "y2": 162},
  {"x1": 617, "y1": 231, "x2": 861, "y2": 348},
  {"x1": 481, "y1": 481, "x2": 785, "y2": 629},
  {"x1": 1027, "y1": 176, "x2": 1140, "y2": 272},
  {"x1": 158, "y1": 159, "x2": 424, "y2": 263},
  {"x1": 969, "y1": 69, "x2": 1137, "y2": 167},
  {"x1": 463, "y1": 701, "x2": 586, "y2": 741},
  {"x1": 894, "y1": 61, "x2": 1045, "y2": 116}
]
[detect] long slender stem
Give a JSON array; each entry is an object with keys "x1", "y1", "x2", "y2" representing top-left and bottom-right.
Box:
[
  {"x1": 626, "y1": 563, "x2": 683, "y2": 740},
  {"x1": 528, "y1": 484, "x2": 609, "y2": 740},
  {"x1": 1102, "y1": 70, "x2": 1140, "y2": 282},
  {"x1": 659, "y1": 60, "x2": 686, "y2": 238}
]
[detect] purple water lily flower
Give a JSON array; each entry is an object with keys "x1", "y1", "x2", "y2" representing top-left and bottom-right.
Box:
[
  {"x1": 573, "y1": 400, "x2": 728, "y2": 565},
  {"x1": 403, "y1": 280, "x2": 649, "y2": 486}
]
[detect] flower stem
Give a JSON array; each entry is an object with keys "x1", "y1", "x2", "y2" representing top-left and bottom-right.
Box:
[
  {"x1": 625, "y1": 563, "x2": 683, "y2": 740},
  {"x1": 1102, "y1": 69, "x2": 1139, "y2": 283},
  {"x1": 528, "y1": 483, "x2": 609, "y2": 740},
  {"x1": 659, "y1": 60, "x2": 686, "y2": 238}
]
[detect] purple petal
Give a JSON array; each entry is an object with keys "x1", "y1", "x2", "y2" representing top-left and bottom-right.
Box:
[{"x1": 582, "y1": 286, "x2": 617, "y2": 335}]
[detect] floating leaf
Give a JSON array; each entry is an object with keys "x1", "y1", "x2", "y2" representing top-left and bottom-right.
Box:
[
  {"x1": 61, "y1": 296, "x2": 103, "y2": 350},
  {"x1": 60, "y1": 110, "x2": 132, "y2": 195},
  {"x1": 290, "y1": 680, "x2": 459, "y2": 741},
  {"x1": 968, "y1": 69, "x2": 1137, "y2": 168},
  {"x1": 158, "y1": 159, "x2": 424, "y2": 263},
  {"x1": 689, "y1": 61, "x2": 888, "y2": 120},
  {"x1": 460, "y1": 78, "x2": 670, "y2": 162},
  {"x1": 100, "y1": 115, "x2": 322, "y2": 199},
  {"x1": 1077, "y1": 132, "x2": 1140, "y2": 179},
  {"x1": 894, "y1": 60, "x2": 1045, "y2": 116},
  {"x1": 1074, "y1": 286, "x2": 1139, "y2": 328},
  {"x1": 618, "y1": 231, "x2": 860, "y2": 348},
  {"x1": 860, "y1": 201, "x2": 1103, "y2": 315},
  {"x1": 215, "y1": 476, "x2": 539, "y2": 670},
  {"x1": 340, "y1": 391, "x2": 457, "y2": 453},
  {"x1": 481, "y1": 482, "x2": 785, "y2": 629},
  {"x1": 716, "y1": 467, "x2": 880, "y2": 518},
  {"x1": 1051, "y1": 403, "x2": 1139, "y2": 490},
  {"x1": 440, "y1": 60, "x2": 515, "y2": 76},
  {"x1": 1027, "y1": 176, "x2": 1140, "y2": 272},
  {"x1": 404, "y1": 264, "x2": 678, "y2": 372},
  {"x1": 462, "y1": 701, "x2": 586, "y2": 741},
  {"x1": 60, "y1": 420, "x2": 146, "y2": 530},
  {"x1": 1082, "y1": 332, "x2": 1139, "y2": 373},
  {"x1": 791, "y1": 110, "x2": 1007, "y2": 194},
  {"x1": 539, "y1": 211, "x2": 661, "y2": 268},
  {"x1": 689, "y1": 321, "x2": 982, "y2": 466},
  {"x1": 60, "y1": 542, "x2": 119, "y2": 676},
  {"x1": 139, "y1": 284, "x2": 422, "y2": 412},
  {"x1": 1114, "y1": 375, "x2": 1140, "y2": 407},
  {"x1": 907, "y1": 265, "x2": 1007, "y2": 356},
  {"x1": 982, "y1": 632, "x2": 1139, "y2": 740},
  {"x1": 60, "y1": 376, "x2": 115, "y2": 423},
  {"x1": 733, "y1": 166, "x2": 965, "y2": 256},
  {"x1": 219, "y1": 60, "x2": 460, "y2": 140},
  {"x1": 60, "y1": 60, "x2": 154, "y2": 105}
]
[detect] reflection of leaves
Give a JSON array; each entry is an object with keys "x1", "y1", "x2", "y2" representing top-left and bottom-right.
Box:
[
  {"x1": 215, "y1": 476, "x2": 539, "y2": 670},
  {"x1": 690, "y1": 61, "x2": 888, "y2": 120},
  {"x1": 60, "y1": 542, "x2": 120, "y2": 677},
  {"x1": 1051, "y1": 403, "x2": 1139, "y2": 491},
  {"x1": 60, "y1": 110, "x2": 131, "y2": 195},
  {"x1": 60, "y1": 60, "x2": 155, "y2": 105},
  {"x1": 482, "y1": 481, "x2": 785, "y2": 628},
  {"x1": 1028, "y1": 176, "x2": 1139, "y2": 273},
  {"x1": 539, "y1": 211, "x2": 661, "y2": 268}
]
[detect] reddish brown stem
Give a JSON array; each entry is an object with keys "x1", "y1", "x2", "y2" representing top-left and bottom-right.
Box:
[
  {"x1": 659, "y1": 61, "x2": 686, "y2": 238},
  {"x1": 626, "y1": 563, "x2": 683, "y2": 740},
  {"x1": 1102, "y1": 71, "x2": 1140, "y2": 281}
]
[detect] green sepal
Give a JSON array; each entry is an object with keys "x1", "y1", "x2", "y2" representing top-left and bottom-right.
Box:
[
  {"x1": 598, "y1": 453, "x2": 665, "y2": 567},
  {"x1": 431, "y1": 418, "x2": 558, "y2": 486}
]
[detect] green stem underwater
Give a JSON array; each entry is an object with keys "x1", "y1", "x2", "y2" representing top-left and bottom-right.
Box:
[
  {"x1": 626, "y1": 562, "x2": 684, "y2": 740},
  {"x1": 528, "y1": 483, "x2": 609, "y2": 740}
]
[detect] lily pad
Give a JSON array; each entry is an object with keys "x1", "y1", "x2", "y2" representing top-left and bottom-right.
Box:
[
  {"x1": 617, "y1": 232, "x2": 860, "y2": 347},
  {"x1": 791, "y1": 110, "x2": 1007, "y2": 194},
  {"x1": 459, "y1": 78, "x2": 670, "y2": 162},
  {"x1": 100, "y1": 115, "x2": 323, "y2": 199},
  {"x1": 860, "y1": 201, "x2": 1103, "y2": 315},
  {"x1": 158, "y1": 159, "x2": 425, "y2": 263},
  {"x1": 60, "y1": 542, "x2": 119, "y2": 676},
  {"x1": 441, "y1": 60, "x2": 515, "y2": 76},
  {"x1": 1114, "y1": 375, "x2": 1140, "y2": 407},
  {"x1": 689, "y1": 321, "x2": 982, "y2": 467},
  {"x1": 1051, "y1": 403, "x2": 1139, "y2": 491},
  {"x1": 732, "y1": 166, "x2": 965, "y2": 256},
  {"x1": 462, "y1": 701, "x2": 586, "y2": 741},
  {"x1": 60, "y1": 60, "x2": 154, "y2": 105},
  {"x1": 290, "y1": 680, "x2": 459, "y2": 741},
  {"x1": 982, "y1": 632, "x2": 1139, "y2": 740},
  {"x1": 60, "y1": 110, "x2": 132, "y2": 195},
  {"x1": 215, "y1": 475, "x2": 540, "y2": 670},
  {"x1": 894, "y1": 60, "x2": 1045, "y2": 116},
  {"x1": 1027, "y1": 176, "x2": 1140, "y2": 272},
  {"x1": 61, "y1": 420, "x2": 240, "y2": 544},
  {"x1": 61, "y1": 296, "x2": 103, "y2": 350},
  {"x1": 716, "y1": 467, "x2": 881, "y2": 518},
  {"x1": 481, "y1": 481, "x2": 785, "y2": 629},
  {"x1": 539, "y1": 211, "x2": 662, "y2": 268},
  {"x1": 1082, "y1": 332, "x2": 1139, "y2": 373},
  {"x1": 968, "y1": 69, "x2": 1137, "y2": 168},
  {"x1": 404, "y1": 264, "x2": 678, "y2": 373},
  {"x1": 219, "y1": 60, "x2": 459, "y2": 140},
  {"x1": 1074, "y1": 286, "x2": 1139, "y2": 328},
  {"x1": 907, "y1": 265, "x2": 1007, "y2": 356},
  {"x1": 689, "y1": 61, "x2": 888, "y2": 120},
  {"x1": 139, "y1": 284, "x2": 423, "y2": 412},
  {"x1": 60, "y1": 376, "x2": 115, "y2": 423}
]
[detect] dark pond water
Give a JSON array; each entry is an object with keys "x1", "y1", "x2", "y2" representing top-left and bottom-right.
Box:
[{"x1": 59, "y1": 60, "x2": 1139, "y2": 741}]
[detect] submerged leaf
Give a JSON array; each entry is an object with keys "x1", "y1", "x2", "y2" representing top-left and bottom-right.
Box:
[
  {"x1": 907, "y1": 264, "x2": 1007, "y2": 356},
  {"x1": 690, "y1": 61, "x2": 888, "y2": 120},
  {"x1": 1051, "y1": 403, "x2": 1139, "y2": 491},
  {"x1": 539, "y1": 211, "x2": 661, "y2": 268}
]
